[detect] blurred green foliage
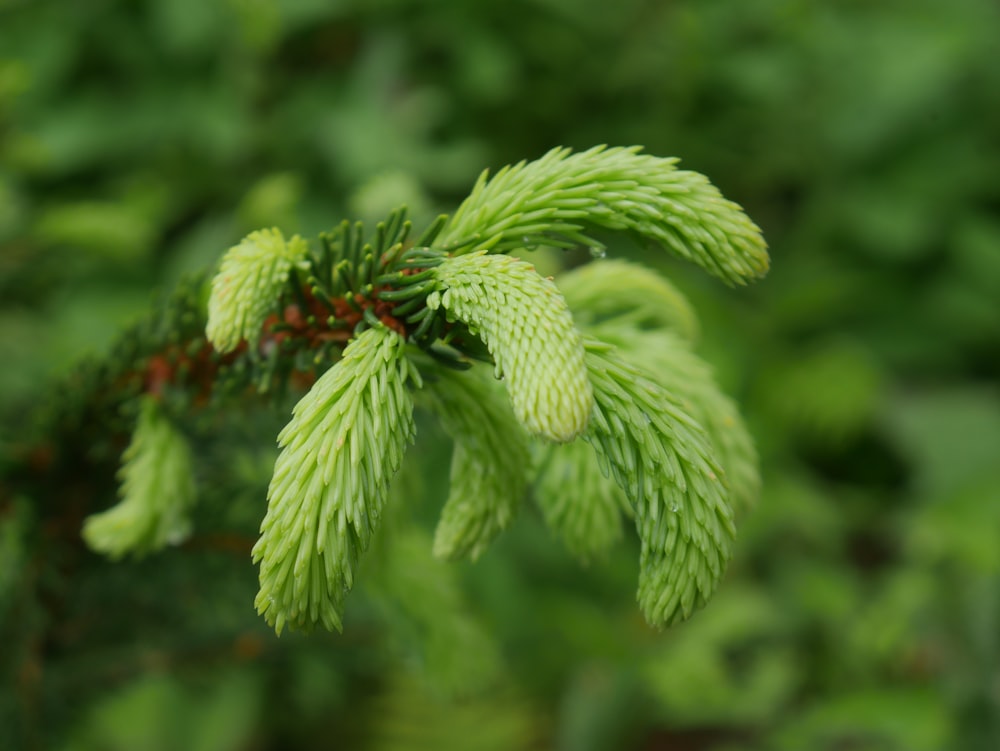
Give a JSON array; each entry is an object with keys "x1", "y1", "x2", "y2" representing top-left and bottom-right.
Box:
[{"x1": 2, "y1": 0, "x2": 999, "y2": 749}]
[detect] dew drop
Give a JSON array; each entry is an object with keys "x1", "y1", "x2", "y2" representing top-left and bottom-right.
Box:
[
  {"x1": 669, "y1": 503, "x2": 680, "y2": 513},
  {"x1": 588, "y1": 246, "x2": 607, "y2": 259}
]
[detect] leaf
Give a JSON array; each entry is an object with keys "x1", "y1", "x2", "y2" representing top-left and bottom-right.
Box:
[
  {"x1": 881, "y1": 388, "x2": 1000, "y2": 499},
  {"x1": 583, "y1": 339, "x2": 735, "y2": 627},
  {"x1": 252, "y1": 326, "x2": 417, "y2": 634},
  {"x1": 429, "y1": 251, "x2": 593, "y2": 442},
  {"x1": 640, "y1": 587, "x2": 796, "y2": 726},
  {"x1": 82, "y1": 396, "x2": 196, "y2": 559},
  {"x1": 34, "y1": 200, "x2": 156, "y2": 261},
  {"x1": 417, "y1": 362, "x2": 532, "y2": 561},
  {"x1": 366, "y1": 528, "x2": 502, "y2": 695},
  {"x1": 761, "y1": 339, "x2": 882, "y2": 446},
  {"x1": 773, "y1": 689, "x2": 951, "y2": 751},
  {"x1": 361, "y1": 672, "x2": 538, "y2": 751},
  {"x1": 905, "y1": 475, "x2": 1000, "y2": 575},
  {"x1": 63, "y1": 670, "x2": 263, "y2": 751},
  {"x1": 436, "y1": 145, "x2": 768, "y2": 285}
]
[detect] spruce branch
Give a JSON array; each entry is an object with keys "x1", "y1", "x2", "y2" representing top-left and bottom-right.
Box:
[
  {"x1": 427, "y1": 251, "x2": 593, "y2": 443},
  {"x1": 13, "y1": 145, "x2": 769, "y2": 639},
  {"x1": 82, "y1": 395, "x2": 197, "y2": 559},
  {"x1": 252, "y1": 325, "x2": 417, "y2": 634},
  {"x1": 583, "y1": 339, "x2": 736, "y2": 627},
  {"x1": 416, "y1": 362, "x2": 532, "y2": 561},
  {"x1": 435, "y1": 145, "x2": 769, "y2": 285}
]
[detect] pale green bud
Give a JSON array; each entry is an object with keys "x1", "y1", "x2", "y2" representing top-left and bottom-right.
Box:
[
  {"x1": 206, "y1": 228, "x2": 309, "y2": 353},
  {"x1": 252, "y1": 326, "x2": 416, "y2": 634},
  {"x1": 557, "y1": 259, "x2": 700, "y2": 343},
  {"x1": 438, "y1": 146, "x2": 768, "y2": 286},
  {"x1": 534, "y1": 438, "x2": 626, "y2": 560},
  {"x1": 591, "y1": 326, "x2": 760, "y2": 514},
  {"x1": 83, "y1": 396, "x2": 196, "y2": 558},
  {"x1": 430, "y1": 251, "x2": 593, "y2": 443},
  {"x1": 583, "y1": 339, "x2": 735, "y2": 627},
  {"x1": 417, "y1": 363, "x2": 532, "y2": 561}
]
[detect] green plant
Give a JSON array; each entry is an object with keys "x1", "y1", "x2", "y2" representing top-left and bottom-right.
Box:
[{"x1": 50, "y1": 145, "x2": 768, "y2": 638}]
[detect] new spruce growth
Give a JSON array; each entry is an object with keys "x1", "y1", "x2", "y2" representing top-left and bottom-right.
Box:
[
  {"x1": 83, "y1": 396, "x2": 197, "y2": 558},
  {"x1": 427, "y1": 251, "x2": 593, "y2": 442},
  {"x1": 417, "y1": 363, "x2": 531, "y2": 561},
  {"x1": 83, "y1": 145, "x2": 768, "y2": 633},
  {"x1": 206, "y1": 228, "x2": 310, "y2": 353},
  {"x1": 254, "y1": 326, "x2": 418, "y2": 633}
]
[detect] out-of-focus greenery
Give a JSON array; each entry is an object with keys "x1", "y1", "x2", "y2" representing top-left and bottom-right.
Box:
[{"x1": 2, "y1": 0, "x2": 999, "y2": 749}]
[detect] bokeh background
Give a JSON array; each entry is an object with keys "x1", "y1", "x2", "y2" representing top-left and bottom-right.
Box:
[{"x1": 2, "y1": 0, "x2": 999, "y2": 749}]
